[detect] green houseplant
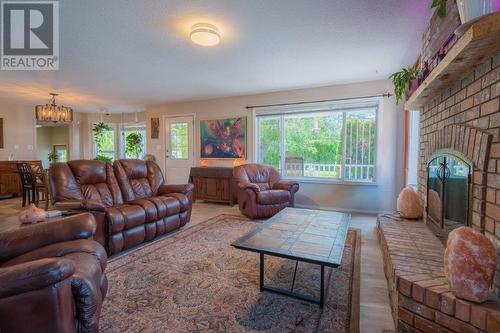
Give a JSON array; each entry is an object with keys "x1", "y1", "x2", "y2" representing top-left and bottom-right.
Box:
[
  {"x1": 125, "y1": 132, "x2": 143, "y2": 159},
  {"x1": 389, "y1": 67, "x2": 419, "y2": 104},
  {"x1": 47, "y1": 152, "x2": 58, "y2": 164},
  {"x1": 93, "y1": 122, "x2": 114, "y2": 163},
  {"x1": 432, "y1": 0, "x2": 448, "y2": 18}
]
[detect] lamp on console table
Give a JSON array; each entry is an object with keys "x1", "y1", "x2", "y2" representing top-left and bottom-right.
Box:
[{"x1": 200, "y1": 160, "x2": 209, "y2": 167}]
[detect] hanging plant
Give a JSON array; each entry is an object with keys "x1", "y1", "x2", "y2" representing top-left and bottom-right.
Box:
[
  {"x1": 93, "y1": 122, "x2": 113, "y2": 161},
  {"x1": 125, "y1": 132, "x2": 144, "y2": 159},
  {"x1": 389, "y1": 67, "x2": 419, "y2": 104},
  {"x1": 431, "y1": 0, "x2": 447, "y2": 18}
]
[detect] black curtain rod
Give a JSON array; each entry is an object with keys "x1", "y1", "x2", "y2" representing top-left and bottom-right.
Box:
[{"x1": 245, "y1": 92, "x2": 393, "y2": 109}]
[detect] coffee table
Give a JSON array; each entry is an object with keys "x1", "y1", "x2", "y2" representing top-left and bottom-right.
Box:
[{"x1": 231, "y1": 207, "x2": 350, "y2": 308}]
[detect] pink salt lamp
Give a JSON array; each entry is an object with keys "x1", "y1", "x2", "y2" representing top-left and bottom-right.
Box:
[
  {"x1": 444, "y1": 227, "x2": 496, "y2": 303},
  {"x1": 233, "y1": 159, "x2": 242, "y2": 167},
  {"x1": 200, "y1": 160, "x2": 209, "y2": 167},
  {"x1": 396, "y1": 187, "x2": 422, "y2": 219},
  {"x1": 18, "y1": 204, "x2": 47, "y2": 224}
]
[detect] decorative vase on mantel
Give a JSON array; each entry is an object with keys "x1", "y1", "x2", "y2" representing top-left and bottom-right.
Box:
[{"x1": 456, "y1": 0, "x2": 500, "y2": 25}]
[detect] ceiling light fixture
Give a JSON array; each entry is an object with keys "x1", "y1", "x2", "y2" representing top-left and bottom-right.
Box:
[
  {"x1": 190, "y1": 23, "x2": 220, "y2": 46},
  {"x1": 35, "y1": 93, "x2": 73, "y2": 123}
]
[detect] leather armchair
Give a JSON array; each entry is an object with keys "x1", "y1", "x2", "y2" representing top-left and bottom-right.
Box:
[
  {"x1": 0, "y1": 213, "x2": 107, "y2": 333},
  {"x1": 233, "y1": 164, "x2": 299, "y2": 218}
]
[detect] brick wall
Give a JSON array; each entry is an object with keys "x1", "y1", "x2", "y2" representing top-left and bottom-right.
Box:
[{"x1": 418, "y1": 51, "x2": 500, "y2": 290}]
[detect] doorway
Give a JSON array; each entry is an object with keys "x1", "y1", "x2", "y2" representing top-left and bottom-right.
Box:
[
  {"x1": 36, "y1": 123, "x2": 70, "y2": 168},
  {"x1": 164, "y1": 116, "x2": 194, "y2": 184}
]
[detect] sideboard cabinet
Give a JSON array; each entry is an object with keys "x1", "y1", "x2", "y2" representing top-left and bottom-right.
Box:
[
  {"x1": 0, "y1": 161, "x2": 22, "y2": 197},
  {"x1": 189, "y1": 167, "x2": 236, "y2": 205}
]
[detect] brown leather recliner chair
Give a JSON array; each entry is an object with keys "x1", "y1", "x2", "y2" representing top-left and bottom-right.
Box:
[
  {"x1": 49, "y1": 159, "x2": 194, "y2": 255},
  {"x1": 233, "y1": 163, "x2": 299, "y2": 219},
  {"x1": 0, "y1": 213, "x2": 107, "y2": 333}
]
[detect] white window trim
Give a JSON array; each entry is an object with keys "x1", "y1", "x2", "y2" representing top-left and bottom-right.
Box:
[{"x1": 253, "y1": 98, "x2": 380, "y2": 185}]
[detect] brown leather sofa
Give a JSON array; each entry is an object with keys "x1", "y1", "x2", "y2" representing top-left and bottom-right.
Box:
[
  {"x1": 233, "y1": 163, "x2": 299, "y2": 218},
  {"x1": 0, "y1": 213, "x2": 107, "y2": 333},
  {"x1": 49, "y1": 159, "x2": 194, "y2": 255}
]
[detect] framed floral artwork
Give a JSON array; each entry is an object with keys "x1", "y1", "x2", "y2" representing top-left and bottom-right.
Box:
[{"x1": 200, "y1": 117, "x2": 246, "y2": 159}]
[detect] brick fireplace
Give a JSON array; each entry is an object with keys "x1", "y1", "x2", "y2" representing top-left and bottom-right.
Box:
[
  {"x1": 418, "y1": 52, "x2": 500, "y2": 288},
  {"x1": 378, "y1": 51, "x2": 500, "y2": 332}
]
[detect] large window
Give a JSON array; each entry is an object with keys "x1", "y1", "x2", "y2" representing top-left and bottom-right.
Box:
[{"x1": 256, "y1": 101, "x2": 378, "y2": 182}]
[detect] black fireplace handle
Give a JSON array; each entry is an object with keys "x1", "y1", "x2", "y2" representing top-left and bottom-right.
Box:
[{"x1": 436, "y1": 164, "x2": 450, "y2": 181}]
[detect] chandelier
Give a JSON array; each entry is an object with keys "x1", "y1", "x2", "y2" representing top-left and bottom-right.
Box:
[{"x1": 35, "y1": 93, "x2": 73, "y2": 123}]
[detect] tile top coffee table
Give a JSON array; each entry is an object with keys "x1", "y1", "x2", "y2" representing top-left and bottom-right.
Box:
[{"x1": 231, "y1": 207, "x2": 351, "y2": 308}]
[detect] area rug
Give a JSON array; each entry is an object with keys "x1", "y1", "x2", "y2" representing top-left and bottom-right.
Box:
[{"x1": 100, "y1": 214, "x2": 361, "y2": 333}]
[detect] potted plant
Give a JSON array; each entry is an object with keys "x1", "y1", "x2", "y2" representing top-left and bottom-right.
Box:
[
  {"x1": 456, "y1": 0, "x2": 499, "y2": 25},
  {"x1": 93, "y1": 122, "x2": 113, "y2": 162},
  {"x1": 431, "y1": 0, "x2": 448, "y2": 18},
  {"x1": 125, "y1": 132, "x2": 143, "y2": 159},
  {"x1": 431, "y1": 0, "x2": 499, "y2": 23},
  {"x1": 389, "y1": 67, "x2": 419, "y2": 104},
  {"x1": 47, "y1": 152, "x2": 58, "y2": 164}
]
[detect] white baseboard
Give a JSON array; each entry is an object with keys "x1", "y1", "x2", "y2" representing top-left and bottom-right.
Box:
[{"x1": 294, "y1": 203, "x2": 393, "y2": 215}]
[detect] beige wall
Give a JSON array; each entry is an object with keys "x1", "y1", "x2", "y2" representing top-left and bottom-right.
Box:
[
  {"x1": 147, "y1": 79, "x2": 405, "y2": 213},
  {"x1": 0, "y1": 101, "x2": 37, "y2": 161}
]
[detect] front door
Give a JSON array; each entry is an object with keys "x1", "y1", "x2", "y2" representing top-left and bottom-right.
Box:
[{"x1": 164, "y1": 116, "x2": 194, "y2": 184}]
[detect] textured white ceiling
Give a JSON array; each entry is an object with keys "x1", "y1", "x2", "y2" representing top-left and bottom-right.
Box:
[{"x1": 0, "y1": 0, "x2": 432, "y2": 112}]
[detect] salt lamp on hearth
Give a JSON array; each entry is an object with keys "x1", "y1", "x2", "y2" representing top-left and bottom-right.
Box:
[
  {"x1": 396, "y1": 187, "x2": 422, "y2": 219},
  {"x1": 200, "y1": 160, "x2": 209, "y2": 167},
  {"x1": 444, "y1": 227, "x2": 496, "y2": 303}
]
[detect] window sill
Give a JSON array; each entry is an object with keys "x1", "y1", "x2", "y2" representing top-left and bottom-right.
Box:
[{"x1": 286, "y1": 177, "x2": 378, "y2": 186}]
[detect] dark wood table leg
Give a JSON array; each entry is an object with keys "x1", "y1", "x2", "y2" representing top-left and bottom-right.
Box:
[
  {"x1": 260, "y1": 253, "x2": 264, "y2": 292},
  {"x1": 320, "y1": 264, "x2": 325, "y2": 308}
]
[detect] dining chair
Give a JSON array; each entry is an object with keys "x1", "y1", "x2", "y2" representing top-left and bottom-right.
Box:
[
  {"x1": 29, "y1": 160, "x2": 50, "y2": 210},
  {"x1": 16, "y1": 162, "x2": 35, "y2": 207}
]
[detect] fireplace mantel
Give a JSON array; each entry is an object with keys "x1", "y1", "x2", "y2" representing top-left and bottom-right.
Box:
[{"x1": 405, "y1": 12, "x2": 500, "y2": 110}]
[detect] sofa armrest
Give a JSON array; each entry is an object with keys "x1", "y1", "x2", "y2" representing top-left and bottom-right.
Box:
[
  {"x1": 158, "y1": 183, "x2": 194, "y2": 195},
  {"x1": 238, "y1": 182, "x2": 261, "y2": 192},
  {"x1": 0, "y1": 213, "x2": 96, "y2": 262},
  {"x1": 0, "y1": 258, "x2": 75, "y2": 298},
  {"x1": 54, "y1": 200, "x2": 106, "y2": 213},
  {"x1": 272, "y1": 180, "x2": 300, "y2": 193}
]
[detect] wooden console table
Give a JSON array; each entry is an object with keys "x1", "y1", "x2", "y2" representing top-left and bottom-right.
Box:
[{"x1": 189, "y1": 167, "x2": 237, "y2": 206}]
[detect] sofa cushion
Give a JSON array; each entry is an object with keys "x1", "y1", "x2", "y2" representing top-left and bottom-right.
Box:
[
  {"x1": 106, "y1": 204, "x2": 146, "y2": 232},
  {"x1": 147, "y1": 196, "x2": 181, "y2": 218},
  {"x1": 257, "y1": 190, "x2": 290, "y2": 205},
  {"x1": 162, "y1": 193, "x2": 189, "y2": 212},
  {"x1": 128, "y1": 198, "x2": 158, "y2": 223}
]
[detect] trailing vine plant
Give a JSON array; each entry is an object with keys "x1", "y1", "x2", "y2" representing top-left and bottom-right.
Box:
[
  {"x1": 92, "y1": 122, "x2": 113, "y2": 163},
  {"x1": 431, "y1": 0, "x2": 447, "y2": 18},
  {"x1": 389, "y1": 67, "x2": 418, "y2": 104}
]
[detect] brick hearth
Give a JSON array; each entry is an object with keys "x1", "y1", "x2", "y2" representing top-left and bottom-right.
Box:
[{"x1": 378, "y1": 215, "x2": 500, "y2": 333}]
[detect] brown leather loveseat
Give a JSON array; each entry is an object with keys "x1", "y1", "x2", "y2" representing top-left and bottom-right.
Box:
[
  {"x1": 233, "y1": 163, "x2": 299, "y2": 218},
  {"x1": 49, "y1": 159, "x2": 194, "y2": 255},
  {"x1": 0, "y1": 213, "x2": 107, "y2": 333}
]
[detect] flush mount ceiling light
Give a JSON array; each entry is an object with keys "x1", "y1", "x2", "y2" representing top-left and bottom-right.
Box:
[{"x1": 190, "y1": 23, "x2": 220, "y2": 46}]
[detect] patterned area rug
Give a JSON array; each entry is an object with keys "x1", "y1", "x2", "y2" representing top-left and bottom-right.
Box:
[{"x1": 100, "y1": 214, "x2": 361, "y2": 333}]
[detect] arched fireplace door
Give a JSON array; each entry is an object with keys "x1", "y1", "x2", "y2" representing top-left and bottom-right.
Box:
[{"x1": 426, "y1": 149, "x2": 472, "y2": 238}]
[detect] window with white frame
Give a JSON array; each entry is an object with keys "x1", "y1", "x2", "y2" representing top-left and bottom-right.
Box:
[{"x1": 255, "y1": 100, "x2": 378, "y2": 182}]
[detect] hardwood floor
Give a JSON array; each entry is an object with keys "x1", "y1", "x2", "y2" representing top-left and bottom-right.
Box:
[{"x1": 0, "y1": 198, "x2": 394, "y2": 332}]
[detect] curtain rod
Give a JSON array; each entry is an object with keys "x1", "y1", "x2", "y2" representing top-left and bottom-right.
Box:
[{"x1": 245, "y1": 92, "x2": 392, "y2": 109}]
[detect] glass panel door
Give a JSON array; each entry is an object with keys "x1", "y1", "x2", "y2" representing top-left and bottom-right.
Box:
[{"x1": 164, "y1": 116, "x2": 194, "y2": 184}]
